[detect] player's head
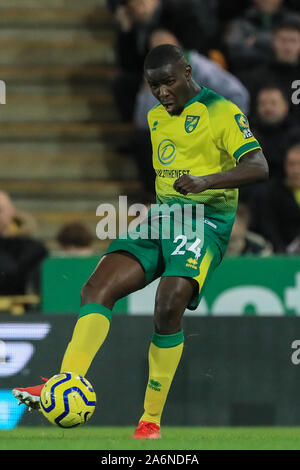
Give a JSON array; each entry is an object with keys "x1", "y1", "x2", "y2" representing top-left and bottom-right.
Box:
[
  {"x1": 272, "y1": 16, "x2": 300, "y2": 64},
  {"x1": 144, "y1": 44, "x2": 193, "y2": 115},
  {"x1": 285, "y1": 143, "x2": 300, "y2": 188},
  {"x1": 256, "y1": 85, "x2": 289, "y2": 124}
]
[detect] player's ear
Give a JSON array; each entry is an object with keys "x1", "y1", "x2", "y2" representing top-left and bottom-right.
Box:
[{"x1": 185, "y1": 65, "x2": 192, "y2": 81}]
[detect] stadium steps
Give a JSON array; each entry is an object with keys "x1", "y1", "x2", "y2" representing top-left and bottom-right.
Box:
[
  {"x1": 0, "y1": 147, "x2": 137, "y2": 180},
  {"x1": 0, "y1": 180, "x2": 141, "y2": 198},
  {"x1": 0, "y1": 122, "x2": 133, "y2": 141},
  {"x1": 5, "y1": 0, "x2": 109, "y2": 8},
  {"x1": 0, "y1": 90, "x2": 119, "y2": 122},
  {"x1": 0, "y1": 180, "x2": 142, "y2": 240},
  {"x1": 0, "y1": 0, "x2": 142, "y2": 242},
  {"x1": 0, "y1": 38, "x2": 114, "y2": 65},
  {"x1": 0, "y1": 7, "x2": 112, "y2": 27},
  {"x1": 0, "y1": 64, "x2": 115, "y2": 84}
]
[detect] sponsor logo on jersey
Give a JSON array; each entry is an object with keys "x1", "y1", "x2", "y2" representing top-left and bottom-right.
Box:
[
  {"x1": 185, "y1": 115, "x2": 200, "y2": 133},
  {"x1": 155, "y1": 169, "x2": 190, "y2": 178},
  {"x1": 234, "y1": 113, "x2": 253, "y2": 139},
  {"x1": 157, "y1": 139, "x2": 176, "y2": 165}
]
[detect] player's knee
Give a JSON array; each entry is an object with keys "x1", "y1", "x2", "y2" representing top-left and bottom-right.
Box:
[
  {"x1": 80, "y1": 278, "x2": 116, "y2": 310},
  {"x1": 154, "y1": 301, "x2": 182, "y2": 335},
  {"x1": 154, "y1": 284, "x2": 190, "y2": 334}
]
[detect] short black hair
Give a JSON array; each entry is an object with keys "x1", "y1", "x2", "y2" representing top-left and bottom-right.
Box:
[
  {"x1": 144, "y1": 44, "x2": 187, "y2": 71},
  {"x1": 274, "y1": 15, "x2": 300, "y2": 34},
  {"x1": 257, "y1": 84, "x2": 289, "y2": 102},
  {"x1": 287, "y1": 142, "x2": 300, "y2": 155},
  {"x1": 57, "y1": 222, "x2": 93, "y2": 248}
]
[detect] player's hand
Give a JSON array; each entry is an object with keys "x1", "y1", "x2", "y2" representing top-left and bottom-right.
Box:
[{"x1": 173, "y1": 175, "x2": 209, "y2": 195}]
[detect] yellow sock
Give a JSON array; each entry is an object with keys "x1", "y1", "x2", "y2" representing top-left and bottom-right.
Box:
[
  {"x1": 140, "y1": 331, "x2": 184, "y2": 426},
  {"x1": 60, "y1": 303, "x2": 112, "y2": 376}
]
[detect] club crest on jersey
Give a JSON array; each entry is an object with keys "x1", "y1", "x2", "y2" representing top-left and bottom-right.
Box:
[
  {"x1": 185, "y1": 115, "x2": 200, "y2": 133},
  {"x1": 234, "y1": 113, "x2": 253, "y2": 139}
]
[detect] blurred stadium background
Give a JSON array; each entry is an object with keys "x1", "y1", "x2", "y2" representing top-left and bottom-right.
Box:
[{"x1": 0, "y1": 0, "x2": 300, "y2": 436}]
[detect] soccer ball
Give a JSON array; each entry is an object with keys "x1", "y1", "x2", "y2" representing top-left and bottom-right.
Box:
[{"x1": 40, "y1": 372, "x2": 96, "y2": 428}]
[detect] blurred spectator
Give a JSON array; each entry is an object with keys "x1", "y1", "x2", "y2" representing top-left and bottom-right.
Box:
[
  {"x1": 0, "y1": 191, "x2": 15, "y2": 236},
  {"x1": 112, "y1": 0, "x2": 219, "y2": 121},
  {"x1": 250, "y1": 85, "x2": 300, "y2": 178},
  {"x1": 0, "y1": 191, "x2": 37, "y2": 238},
  {"x1": 55, "y1": 222, "x2": 94, "y2": 256},
  {"x1": 106, "y1": 0, "x2": 123, "y2": 12},
  {"x1": 286, "y1": 235, "x2": 300, "y2": 254},
  {"x1": 223, "y1": 0, "x2": 293, "y2": 75},
  {"x1": 242, "y1": 16, "x2": 300, "y2": 118},
  {"x1": 130, "y1": 125, "x2": 155, "y2": 199},
  {"x1": 131, "y1": 28, "x2": 250, "y2": 199},
  {"x1": 250, "y1": 143, "x2": 300, "y2": 253},
  {"x1": 0, "y1": 192, "x2": 48, "y2": 295},
  {"x1": 226, "y1": 203, "x2": 273, "y2": 256},
  {"x1": 217, "y1": 0, "x2": 251, "y2": 24}
]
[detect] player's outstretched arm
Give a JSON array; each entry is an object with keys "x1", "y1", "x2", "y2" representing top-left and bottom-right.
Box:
[{"x1": 173, "y1": 149, "x2": 268, "y2": 195}]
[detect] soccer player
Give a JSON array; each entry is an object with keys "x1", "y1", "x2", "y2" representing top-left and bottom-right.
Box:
[{"x1": 13, "y1": 45, "x2": 268, "y2": 439}]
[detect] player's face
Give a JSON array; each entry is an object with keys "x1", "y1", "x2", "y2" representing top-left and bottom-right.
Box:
[{"x1": 145, "y1": 62, "x2": 192, "y2": 115}]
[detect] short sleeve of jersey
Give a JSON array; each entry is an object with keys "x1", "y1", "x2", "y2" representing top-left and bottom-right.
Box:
[{"x1": 210, "y1": 100, "x2": 261, "y2": 161}]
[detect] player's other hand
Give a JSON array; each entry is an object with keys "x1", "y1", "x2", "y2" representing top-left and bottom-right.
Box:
[{"x1": 173, "y1": 175, "x2": 208, "y2": 195}]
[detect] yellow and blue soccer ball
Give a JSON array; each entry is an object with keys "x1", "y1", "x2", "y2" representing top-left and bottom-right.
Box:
[{"x1": 40, "y1": 372, "x2": 96, "y2": 428}]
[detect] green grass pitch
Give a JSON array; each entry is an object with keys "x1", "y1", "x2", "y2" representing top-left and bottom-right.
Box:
[{"x1": 1, "y1": 426, "x2": 300, "y2": 450}]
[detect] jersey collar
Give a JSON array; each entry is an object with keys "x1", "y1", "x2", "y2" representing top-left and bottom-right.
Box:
[{"x1": 184, "y1": 87, "x2": 207, "y2": 109}]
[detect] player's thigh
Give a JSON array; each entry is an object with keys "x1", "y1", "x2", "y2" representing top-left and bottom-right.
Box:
[
  {"x1": 162, "y1": 229, "x2": 222, "y2": 311},
  {"x1": 81, "y1": 251, "x2": 146, "y2": 308},
  {"x1": 154, "y1": 276, "x2": 197, "y2": 334}
]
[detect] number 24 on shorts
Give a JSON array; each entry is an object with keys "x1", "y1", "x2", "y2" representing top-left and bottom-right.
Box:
[{"x1": 171, "y1": 235, "x2": 202, "y2": 259}]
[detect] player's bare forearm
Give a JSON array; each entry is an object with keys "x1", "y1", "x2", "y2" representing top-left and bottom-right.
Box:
[
  {"x1": 202, "y1": 149, "x2": 269, "y2": 189},
  {"x1": 173, "y1": 149, "x2": 269, "y2": 195}
]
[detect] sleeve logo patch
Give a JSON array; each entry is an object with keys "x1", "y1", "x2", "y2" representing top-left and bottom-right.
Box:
[{"x1": 234, "y1": 113, "x2": 253, "y2": 139}]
